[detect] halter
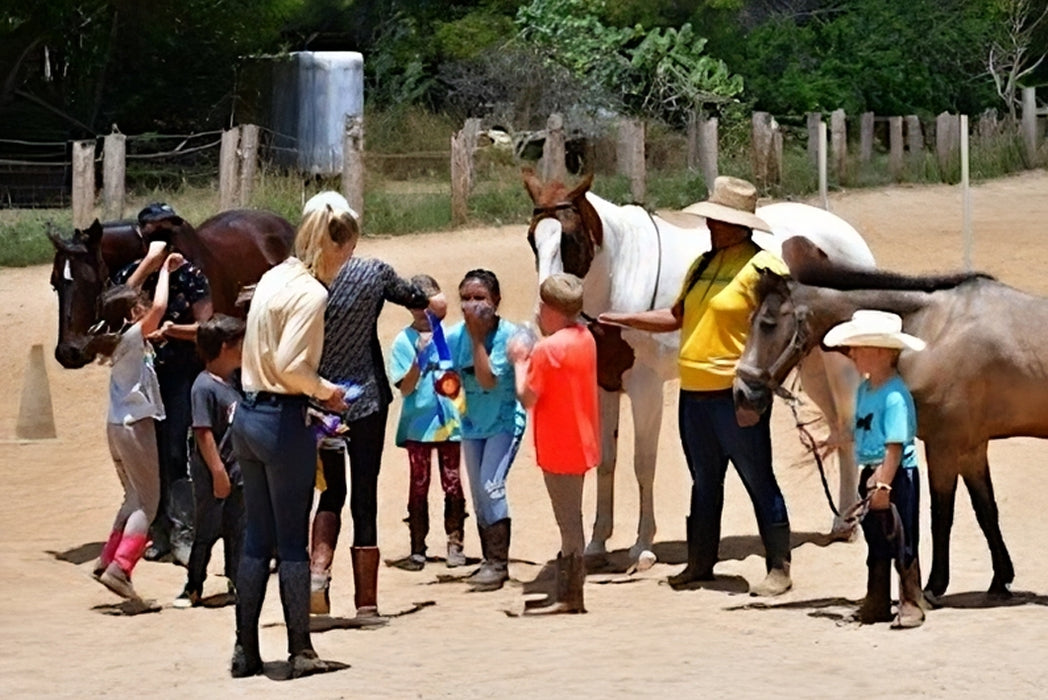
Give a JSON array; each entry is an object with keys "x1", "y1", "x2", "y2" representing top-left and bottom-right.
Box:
[{"x1": 734, "y1": 303, "x2": 812, "y2": 400}]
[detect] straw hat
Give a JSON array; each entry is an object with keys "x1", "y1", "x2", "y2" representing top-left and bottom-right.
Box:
[
  {"x1": 823, "y1": 310, "x2": 927, "y2": 351},
  {"x1": 682, "y1": 176, "x2": 771, "y2": 232}
]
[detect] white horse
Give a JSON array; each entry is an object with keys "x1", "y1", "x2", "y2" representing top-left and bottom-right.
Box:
[{"x1": 522, "y1": 169, "x2": 876, "y2": 565}]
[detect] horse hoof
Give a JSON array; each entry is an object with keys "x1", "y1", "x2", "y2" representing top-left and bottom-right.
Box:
[
  {"x1": 634, "y1": 550, "x2": 656, "y2": 571},
  {"x1": 628, "y1": 543, "x2": 654, "y2": 563},
  {"x1": 987, "y1": 581, "x2": 1013, "y2": 600},
  {"x1": 584, "y1": 540, "x2": 608, "y2": 557}
]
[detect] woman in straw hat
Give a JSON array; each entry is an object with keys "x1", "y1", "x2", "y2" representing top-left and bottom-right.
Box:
[
  {"x1": 600, "y1": 176, "x2": 794, "y2": 597},
  {"x1": 823, "y1": 310, "x2": 926, "y2": 628},
  {"x1": 227, "y1": 195, "x2": 352, "y2": 679}
]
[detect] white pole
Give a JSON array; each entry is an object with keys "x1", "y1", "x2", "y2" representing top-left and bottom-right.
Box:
[
  {"x1": 960, "y1": 114, "x2": 972, "y2": 270},
  {"x1": 818, "y1": 120, "x2": 828, "y2": 210}
]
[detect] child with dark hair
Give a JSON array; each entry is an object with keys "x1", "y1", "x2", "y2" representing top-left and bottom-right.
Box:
[
  {"x1": 173, "y1": 313, "x2": 247, "y2": 608},
  {"x1": 92, "y1": 252, "x2": 180, "y2": 600},
  {"x1": 447, "y1": 268, "x2": 525, "y2": 591},
  {"x1": 388, "y1": 275, "x2": 466, "y2": 571}
]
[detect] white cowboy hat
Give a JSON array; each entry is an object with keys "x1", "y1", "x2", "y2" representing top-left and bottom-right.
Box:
[{"x1": 823, "y1": 310, "x2": 927, "y2": 352}]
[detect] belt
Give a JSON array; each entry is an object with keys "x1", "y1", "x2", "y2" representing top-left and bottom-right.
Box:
[
  {"x1": 245, "y1": 391, "x2": 308, "y2": 406},
  {"x1": 680, "y1": 388, "x2": 734, "y2": 399}
]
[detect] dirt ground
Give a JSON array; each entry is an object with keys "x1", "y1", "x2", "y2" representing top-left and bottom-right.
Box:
[{"x1": 2, "y1": 171, "x2": 1048, "y2": 697}]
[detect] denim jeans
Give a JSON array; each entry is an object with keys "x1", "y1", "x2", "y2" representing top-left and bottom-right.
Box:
[
  {"x1": 678, "y1": 389, "x2": 790, "y2": 563},
  {"x1": 859, "y1": 465, "x2": 920, "y2": 567},
  {"x1": 462, "y1": 432, "x2": 519, "y2": 527},
  {"x1": 230, "y1": 395, "x2": 315, "y2": 563}
]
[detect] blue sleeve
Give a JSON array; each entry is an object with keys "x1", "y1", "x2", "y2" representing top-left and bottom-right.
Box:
[
  {"x1": 882, "y1": 391, "x2": 911, "y2": 444},
  {"x1": 487, "y1": 320, "x2": 516, "y2": 378},
  {"x1": 389, "y1": 329, "x2": 416, "y2": 385}
]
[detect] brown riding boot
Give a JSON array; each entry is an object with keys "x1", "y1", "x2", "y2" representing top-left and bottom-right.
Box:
[
  {"x1": 350, "y1": 546, "x2": 382, "y2": 620},
  {"x1": 526, "y1": 553, "x2": 587, "y2": 615},
  {"x1": 892, "y1": 559, "x2": 926, "y2": 629},
  {"x1": 445, "y1": 497, "x2": 468, "y2": 568},
  {"x1": 309, "y1": 511, "x2": 340, "y2": 615},
  {"x1": 857, "y1": 559, "x2": 893, "y2": 624}
]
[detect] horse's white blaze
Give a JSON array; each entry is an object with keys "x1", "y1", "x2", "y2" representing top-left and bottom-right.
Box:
[
  {"x1": 533, "y1": 218, "x2": 564, "y2": 283},
  {"x1": 63, "y1": 260, "x2": 72, "y2": 281}
]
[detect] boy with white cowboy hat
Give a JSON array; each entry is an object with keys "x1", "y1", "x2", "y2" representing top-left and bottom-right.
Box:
[
  {"x1": 601, "y1": 175, "x2": 794, "y2": 597},
  {"x1": 824, "y1": 309, "x2": 927, "y2": 628}
]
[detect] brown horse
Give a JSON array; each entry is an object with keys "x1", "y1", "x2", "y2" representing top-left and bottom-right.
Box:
[
  {"x1": 732, "y1": 245, "x2": 1034, "y2": 600},
  {"x1": 48, "y1": 209, "x2": 294, "y2": 368}
]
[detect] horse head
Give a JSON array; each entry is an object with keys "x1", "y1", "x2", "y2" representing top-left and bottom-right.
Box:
[
  {"x1": 522, "y1": 167, "x2": 603, "y2": 284},
  {"x1": 48, "y1": 219, "x2": 111, "y2": 368},
  {"x1": 733, "y1": 268, "x2": 818, "y2": 417}
]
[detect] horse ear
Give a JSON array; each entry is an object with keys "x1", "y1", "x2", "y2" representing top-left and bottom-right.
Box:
[
  {"x1": 565, "y1": 172, "x2": 594, "y2": 202},
  {"x1": 46, "y1": 224, "x2": 68, "y2": 251},
  {"x1": 84, "y1": 219, "x2": 105, "y2": 248},
  {"x1": 521, "y1": 167, "x2": 542, "y2": 203},
  {"x1": 782, "y1": 236, "x2": 829, "y2": 280}
]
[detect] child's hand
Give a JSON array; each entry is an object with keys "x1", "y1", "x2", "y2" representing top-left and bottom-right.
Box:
[
  {"x1": 506, "y1": 336, "x2": 530, "y2": 363},
  {"x1": 426, "y1": 293, "x2": 447, "y2": 319},
  {"x1": 463, "y1": 300, "x2": 495, "y2": 339},
  {"x1": 164, "y1": 252, "x2": 185, "y2": 271},
  {"x1": 213, "y1": 469, "x2": 232, "y2": 499},
  {"x1": 146, "y1": 320, "x2": 173, "y2": 341}
]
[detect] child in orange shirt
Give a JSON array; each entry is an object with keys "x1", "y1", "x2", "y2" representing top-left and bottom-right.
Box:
[{"x1": 509, "y1": 273, "x2": 600, "y2": 614}]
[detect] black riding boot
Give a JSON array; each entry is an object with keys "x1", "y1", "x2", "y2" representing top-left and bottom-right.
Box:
[
  {"x1": 858, "y1": 558, "x2": 893, "y2": 623},
  {"x1": 469, "y1": 519, "x2": 510, "y2": 591},
  {"x1": 279, "y1": 560, "x2": 332, "y2": 678},
  {"x1": 668, "y1": 516, "x2": 716, "y2": 589},
  {"x1": 231, "y1": 556, "x2": 269, "y2": 678}
]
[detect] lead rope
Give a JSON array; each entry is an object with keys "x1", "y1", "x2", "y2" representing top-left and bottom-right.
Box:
[{"x1": 777, "y1": 373, "x2": 841, "y2": 519}]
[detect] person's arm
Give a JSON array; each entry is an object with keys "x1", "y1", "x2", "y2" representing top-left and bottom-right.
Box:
[
  {"x1": 463, "y1": 305, "x2": 498, "y2": 390},
  {"x1": 382, "y1": 264, "x2": 430, "y2": 309},
  {"x1": 140, "y1": 253, "x2": 180, "y2": 337},
  {"x1": 868, "y1": 443, "x2": 902, "y2": 510},
  {"x1": 391, "y1": 330, "x2": 425, "y2": 397},
  {"x1": 125, "y1": 240, "x2": 168, "y2": 290},
  {"x1": 194, "y1": 427, "x2": 232, "y2": 499},
  {"x1": 599, "y1": 302, "x2": 683, "y2": 333},
  {"x1": 513, "y1": 357, "x2": 537, "y2": 409}
]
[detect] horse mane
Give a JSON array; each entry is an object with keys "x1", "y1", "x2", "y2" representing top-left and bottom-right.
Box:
[{"x1": 791, "y1": 259, "x2": 995, "y2": 292}]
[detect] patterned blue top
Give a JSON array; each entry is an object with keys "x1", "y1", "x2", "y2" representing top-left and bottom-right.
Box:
[
  {"x1": 319, "y1": 257, "x2": 428, "y2": 422},
  {"x1": 447, "y1": 318, "x2": 523, "y2": 440},
  {"x1": 389, "y1": 326, "x2": 462, "y2": 445},
  {"x1": 854, "y1": 373, "x2": 919, "y2": 469}
]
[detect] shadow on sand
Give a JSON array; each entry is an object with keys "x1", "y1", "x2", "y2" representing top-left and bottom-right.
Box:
[
  {"x1": 47, "y1": 542, "x2": 104, "y2": 566},
  {"x1": 260, "y1": 658, "x2": 351, "y2": 681}
]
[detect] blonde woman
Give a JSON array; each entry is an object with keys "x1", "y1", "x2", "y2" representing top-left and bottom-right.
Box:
[{"x1": 228, "y1": 194, "x2": 352, "y2": 679}]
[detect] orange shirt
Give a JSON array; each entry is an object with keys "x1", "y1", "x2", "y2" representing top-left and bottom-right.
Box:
[{"x1": 524, "y1": 324, "x2": 601, "y2": 474}]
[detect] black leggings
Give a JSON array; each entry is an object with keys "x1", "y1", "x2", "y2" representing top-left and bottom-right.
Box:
[{"x1": 317, "y1": 407, "x2": 388, "y2": 547}]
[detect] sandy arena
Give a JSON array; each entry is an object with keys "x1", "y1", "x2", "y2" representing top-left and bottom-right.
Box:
[{"x1": 2, "y1": 171, "x2": 1047, "y2": 697}]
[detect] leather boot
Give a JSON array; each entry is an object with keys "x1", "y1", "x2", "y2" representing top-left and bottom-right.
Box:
[
  {"x1": 857, "y1": 559, "x2": 894, "y2": 623},
  {"x1": 892, "y1": 558, "x2": 926, "y2": 629},
  {"x1": 444, "y1": 497, "x2": 467, "y2": 568},
  {"x1": 279, "y1": 560, "x2": 334, "y2": 678},
  {"x1": 407, "y1": 501, "x2": 429, "y2": 570},
  {"x1": 469, "y1": 518, "x2": 510, "y2": 592},
  {"x1": 527, "y1": 553, "x2": 586, "y2": 614},
  {"x1": 309, "y1": 511, "x2": 340, "y2": 615},
  {"x1": 231, "y1": 556, "x2": 269, "y2": 678},
  {"x1": 667, "y1": 516, "x2": 715, "y2": 589},
  {"x1": 750, "y1": 521, "x2": 793, "y2": 597},
  {"x1": 350, "y1": 546, "x2": 382, "y2": 619}
]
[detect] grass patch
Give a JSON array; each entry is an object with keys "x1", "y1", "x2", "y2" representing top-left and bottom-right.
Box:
[{"x1": 0, "y1": 209, "x2": 71, "y2": 266}]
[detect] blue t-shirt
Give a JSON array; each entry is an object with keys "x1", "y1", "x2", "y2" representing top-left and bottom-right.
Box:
[
  {"x1": 853, "y1": 373, "x2": 919, "y2": 469},
  {"x1": 447, "y1": 318, "x2": 523, "y2": 440},
  {"x1": 389, "y1": 326, "x2": 462, "y2": 445}
]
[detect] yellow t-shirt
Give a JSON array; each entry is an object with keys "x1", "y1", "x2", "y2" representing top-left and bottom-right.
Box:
[{"x1": 676, "y1": 242, "x2": 789, "y2": 391}]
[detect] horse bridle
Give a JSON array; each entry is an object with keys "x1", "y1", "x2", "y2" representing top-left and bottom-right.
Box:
[{"x1": 734, "y1": 294, "x2": 813, "y2": 400}]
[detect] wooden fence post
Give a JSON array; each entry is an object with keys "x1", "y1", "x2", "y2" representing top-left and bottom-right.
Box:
[
  {"x1": 219, "y1": 127, "x2": 240, "y2": 211},
  {"x1": 751, "y1": 112, "x2": 779, "y2": 188},
  {"x1": 102, "y1": 131, "x2": 125, "y2": 221},
  {"x1": 977, "y1": 109, "x2": 999, "y2": 145},
  {"x1": 697, "y1": 114, "x2": 719, "y2": 193},
  {"x1": 71, "y1": 140, "x2": 96, "y2": 230},
  {"x1": 238, "y1": 124, "x2": 259, "y2": 207},
  {"x1": 342, "y1": 114, "x2": 365, "y2": 218},
  {"x1": 905, "y1": 115, "x2": 924, "y2": 166},
  {"x1": 451, "y1": 127, "x2": 471, "y2": 227},
  {"x1": 617, "y1": 118, "x2": 645, "y2": 202},
  {"x1": 936, "y1": 112, "x2": 960, "y2": 178},
  {"x1": 807, "y1": 112, "x2": 822, "y2": 165},
  {"x1": 859, "y1": 111, "x2": 875, "y2": 163},
  {"x1": 830, "y1": 109, "x2": 847, "y2": 182},
  {"x1": 540, "y1": 113, "x2": 566, "y2": 183},
  {"x1": 889, "y1": 116, "x2": 904, "y2": 181},
  {"x1": 1022, "y1": 86, "x2": 1038, "y2": 166}
]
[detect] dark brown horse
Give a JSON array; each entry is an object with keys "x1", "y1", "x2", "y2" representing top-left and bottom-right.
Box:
[
  {"x1": 48, "y1": 209, "x2": 294, "y2": 368},
  {"x1": 732, "y1": 247, "x2": 1034, "y2": 600}
]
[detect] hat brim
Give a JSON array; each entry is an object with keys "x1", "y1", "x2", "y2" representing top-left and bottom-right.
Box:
[
  {"x1": 823, "y1": 324, "x2": 926, "y2": 352},
  {"x1": 657, "y1": 207, "x2": 779, "y2": 255},
  {"x1": 681, "y1": 201, "x2": 772, "y2": 233}
]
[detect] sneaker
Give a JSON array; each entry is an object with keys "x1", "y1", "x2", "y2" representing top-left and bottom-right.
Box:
[
  {"x1": 99, "y1": 563, "x2": 140, "y2": 600},
  {"x1": 173, "y1": 587, "x2": 201, "y2": 609},
  {"x1": 446, "y1": 543, "x2": 466, "y2": 568}
]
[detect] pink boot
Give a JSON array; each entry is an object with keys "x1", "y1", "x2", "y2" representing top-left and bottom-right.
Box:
[
  {"x1": 93, "y1": 530, "x2": 124, "y2": 579},
  {"x1": 99, "y1": 534, "x2": 149, "y2": 600}
]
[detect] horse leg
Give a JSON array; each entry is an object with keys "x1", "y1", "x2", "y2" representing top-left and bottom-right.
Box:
[
  {"x1": 924, "y1": 444, "x2": 960, "y2": 601},
  {"x1": 625, "y1": 364, "x2": 663, "y2": 563},
  {"x1": 797, "y1": 350, "x2": 859, "y2": 537},
  {"x1": 961, "y1": 450, "x2": 1015, "y2": 598},
  {"x1": 585, "y1": 388, "x2": 621, "y2": 557}
]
